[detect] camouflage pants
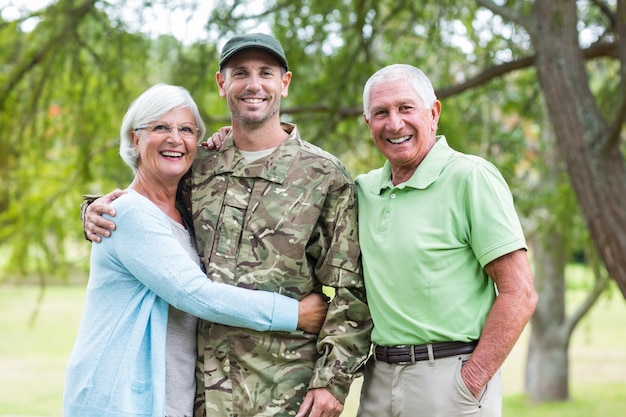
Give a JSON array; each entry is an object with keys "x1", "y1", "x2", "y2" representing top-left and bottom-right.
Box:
[{"x1": 194, "y1": 320, "x2": 318, "y2": 417}]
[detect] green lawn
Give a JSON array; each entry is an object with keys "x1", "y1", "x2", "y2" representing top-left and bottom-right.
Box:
[{"x1": 1, "y1": 284, "x2": 625, "y2": 417}]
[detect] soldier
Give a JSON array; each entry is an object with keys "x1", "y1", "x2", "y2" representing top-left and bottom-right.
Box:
[{"x1": 84, "y1": 33, "x2": 372, "y2": 417}]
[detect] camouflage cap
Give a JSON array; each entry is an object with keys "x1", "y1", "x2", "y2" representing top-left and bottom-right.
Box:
[{"x1": 219, "y1": 33, "x2": 289, "y2": 71}]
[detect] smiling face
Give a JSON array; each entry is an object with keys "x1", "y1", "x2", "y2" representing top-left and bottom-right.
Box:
[
  {"x1": 132, "y1": 107, "x2": 198, "y2": 184},
  {"x1": 364, "y1": 78, "x2": 441, "y2": 184},
  {"x1": 216, "y1": 48, "x2": 292, "y2": 129}
]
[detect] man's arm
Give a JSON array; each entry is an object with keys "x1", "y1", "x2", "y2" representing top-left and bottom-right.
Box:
[
  {"x1": 81, "y1": 189, "x2": 125, "y2": 242},
  {"x1": 299, "y1": 175, "x2": 372, "y2": 417},
  {"x1": 460, "y1": 249, "x2": 538, "y2": 397}
]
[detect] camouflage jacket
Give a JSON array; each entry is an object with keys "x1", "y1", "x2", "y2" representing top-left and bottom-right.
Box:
[{"x1": 182, "y1": 123, "x2": 372, "y2": 416}]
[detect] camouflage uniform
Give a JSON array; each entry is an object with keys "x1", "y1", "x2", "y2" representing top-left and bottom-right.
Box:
[{"x1": 182, "y1": 123, "x2": 372, "y2": 417}]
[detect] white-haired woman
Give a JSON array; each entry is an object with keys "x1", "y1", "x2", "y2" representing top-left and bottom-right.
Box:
[{"x1": 63, "y1": 84, "x2": 327, "y2": 417}]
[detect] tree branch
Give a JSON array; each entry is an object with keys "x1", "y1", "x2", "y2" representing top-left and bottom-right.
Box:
[
  {"x1": 476, "y1": 0, "x2": 531, "y2": 28},
  {"x1": 590, "y1": 0, "x2": 617, "y2": 29},
  {"x1": 436, "y1": 42, "x2": 617, "y2": 99},
  {"x1": 563, "y1": 251, "x2": 611, "y2": 339}
]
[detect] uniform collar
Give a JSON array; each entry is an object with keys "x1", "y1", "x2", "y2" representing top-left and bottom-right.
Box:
[{"x1": 215, "y1": 122, "x2": 301, "y2": 183}]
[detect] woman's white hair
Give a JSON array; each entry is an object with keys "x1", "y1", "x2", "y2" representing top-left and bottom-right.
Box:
[
  {"x1": 362, "y1": 64, "x2": 437, "y2": 119},
  {"x1": 119, "y1": 83, "x2": 206, "y2": 173}
]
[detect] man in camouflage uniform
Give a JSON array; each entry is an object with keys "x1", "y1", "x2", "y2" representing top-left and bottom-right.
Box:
[{"x1": 182, "y1": 33, "x2": 372, "y2": 417}]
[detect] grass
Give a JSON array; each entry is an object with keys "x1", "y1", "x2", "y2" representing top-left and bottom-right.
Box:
[
  {"x1": 504, "y1": 384, "x2": 626, "y2": 416},
  {"x1": 1, "y1": 283, "x2": 625, "y2": 417},
  {"x1": 0, "y1": 285, "x2": 84, "y2": 416}
]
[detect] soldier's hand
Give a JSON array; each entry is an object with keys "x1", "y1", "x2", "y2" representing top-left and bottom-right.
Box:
[
  {"x1": 202, "y1": 126, "x2": 231, "y2": 150},
  {"x1": 84, "y1": 189, "x2": 125, "y2": 242},
  {"x1": 296, "y1": 388, "x2": 343, "y2": 417}
]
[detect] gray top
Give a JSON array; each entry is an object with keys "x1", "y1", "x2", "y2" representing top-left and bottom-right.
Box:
[{"x1": 165, "y1": 217, "x2": 200, "y2": 417}]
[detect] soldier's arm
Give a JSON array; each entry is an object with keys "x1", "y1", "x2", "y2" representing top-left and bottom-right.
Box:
[
  {"x1": 307, "y1": 177, "x2": 373, "y2": 404},
  {"x1": 81, "y1": 189, "x2": 126, "y2": 242}
]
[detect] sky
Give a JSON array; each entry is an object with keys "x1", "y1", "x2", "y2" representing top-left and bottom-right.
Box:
[{"x1": 0, "y1": 0, "x2": 216, "y2": 44}]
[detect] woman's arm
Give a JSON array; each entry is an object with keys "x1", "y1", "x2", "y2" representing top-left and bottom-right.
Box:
[{"x1": 103, "y1": 193, "x2": 327, "y2": 332}]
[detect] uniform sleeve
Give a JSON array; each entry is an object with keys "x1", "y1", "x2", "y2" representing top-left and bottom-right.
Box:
[
  {"x1": 106, "y1": 195, "x2": 298, "y2": 332},
  {"x1": 306, "y1": 175, "x2": 373, "y2": 403},
  {"x1": 80, "y1": 194, "x2": 103, "y2": 240}
]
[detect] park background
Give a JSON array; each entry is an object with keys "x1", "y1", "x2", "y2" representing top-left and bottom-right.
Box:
[{"x1": 2, "y1": 0, "x2": 626, "y2": 415}]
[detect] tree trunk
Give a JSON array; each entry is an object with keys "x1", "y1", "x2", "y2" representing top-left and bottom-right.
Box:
[
  {"x1": 520, "y1": 115, "x2": 611, "y2": 403},
  {"x1": 525, "y1": 233, "x2": 570, "y2": 402},
  {"x1": 530, "y1": 0, "x2": 626, "y2": 298}
]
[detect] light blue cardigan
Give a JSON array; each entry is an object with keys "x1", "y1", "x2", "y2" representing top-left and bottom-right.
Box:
[{"x1": 63, "y1": 190, "x2": 297, "y2": 417}]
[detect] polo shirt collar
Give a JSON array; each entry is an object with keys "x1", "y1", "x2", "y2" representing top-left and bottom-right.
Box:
[{"x1": 377, "y1": 135, "x2": 452, "y2": 192}]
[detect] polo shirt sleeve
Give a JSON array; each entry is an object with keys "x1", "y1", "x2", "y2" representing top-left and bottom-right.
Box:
[{"x1": 465, "y1": 161, "x2": 528, "y2": 267}]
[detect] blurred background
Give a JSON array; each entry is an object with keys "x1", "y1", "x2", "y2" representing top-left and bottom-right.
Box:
[{"x1": 1, "y1": 0, "x2": 625, "y2": 416}]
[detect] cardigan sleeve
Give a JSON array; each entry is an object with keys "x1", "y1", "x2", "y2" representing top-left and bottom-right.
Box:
[{"x1": 102, "y1": 192, "x2": 298, "y2": 332}]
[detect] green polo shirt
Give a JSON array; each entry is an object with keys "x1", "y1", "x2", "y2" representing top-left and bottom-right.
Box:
[{"x1": 356, "y1": 136, "x2": 527, "y2": 346}]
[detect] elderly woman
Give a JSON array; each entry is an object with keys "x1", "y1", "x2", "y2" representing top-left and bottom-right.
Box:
[{"x1": 63, "y1": 84, "x2": 326, "y2": 417}]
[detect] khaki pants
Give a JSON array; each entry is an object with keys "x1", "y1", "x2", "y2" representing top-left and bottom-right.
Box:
[{"x1": 357, "y1": 353, "x2": 502, "y2": 417}]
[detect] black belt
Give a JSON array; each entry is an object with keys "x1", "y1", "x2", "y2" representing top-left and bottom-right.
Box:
[{"x1": 374, "y1": 341, "x2": 478, "y2": 364}]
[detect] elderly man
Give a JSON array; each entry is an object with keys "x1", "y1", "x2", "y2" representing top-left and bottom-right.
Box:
[{"x1": 355, "y1": 64, "x2": 538, "y2": 417}]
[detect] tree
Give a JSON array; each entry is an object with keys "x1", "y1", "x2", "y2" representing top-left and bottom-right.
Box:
[{"x1": 478, "y1": 0, "x2": 626, "y2": 300}]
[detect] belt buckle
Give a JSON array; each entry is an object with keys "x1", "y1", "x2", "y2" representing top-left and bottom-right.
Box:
[{"x1": 396, "y1": 345, "x2": 416, "y2": 365}]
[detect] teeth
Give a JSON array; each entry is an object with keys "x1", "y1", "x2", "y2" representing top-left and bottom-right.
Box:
[
  {"x1": 243, "y1": 98, "x2": 263, "y2": 103},
  {"x1": 161, "y1": 151, "x2": 183, "y2": 157},
  {"x1": 388, "y1": 135, "x2": 411, "y2": 144}
]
